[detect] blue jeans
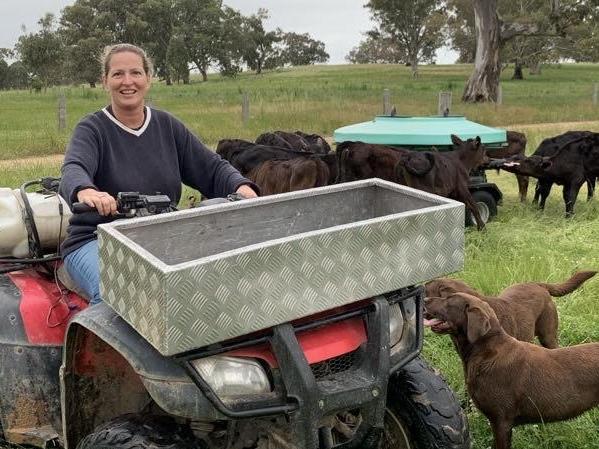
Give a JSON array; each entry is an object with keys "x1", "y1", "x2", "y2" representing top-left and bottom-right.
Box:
[{"x1": 63, "y1": 240, "x2": 102, "y2": 305}]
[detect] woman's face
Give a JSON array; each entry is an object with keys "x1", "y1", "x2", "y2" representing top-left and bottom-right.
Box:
[{"x1": 103, "y1": 51, "x2": 151, "y2": 112}]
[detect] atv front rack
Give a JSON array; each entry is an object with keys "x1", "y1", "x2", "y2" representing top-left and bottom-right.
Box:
[{"x1": 176, "y1": 287, "x2": 424, "y2": 449}]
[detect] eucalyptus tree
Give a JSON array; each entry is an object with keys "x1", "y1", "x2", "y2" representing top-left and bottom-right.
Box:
[
  {"x1": 346, "y1": 31, "x2": 404, "y2": 64},
  {"x1": 278, "y1": 32, "x2": 329, "y2": 66},
  {"x1": 59, "y1": 0, "x2": 148, "y2": 87},
  {"x1": 462, "y1": 0, "x2": 589, "y2": 102},
  {"x1": 16, "y1": 14, "x2": 65, "y2": 87},
  {"x1": 239, "y1": 9, "x2": 282, "y2": 74},
  {"x1": 139, "y1": 0, "x2": 177, "y2": 84},
  {"x1": 364, "y1": 0, "x2": 445, "y2": 77},
  {"x1": 171, "y1": 0, "x2": 224, "y2": 81}
]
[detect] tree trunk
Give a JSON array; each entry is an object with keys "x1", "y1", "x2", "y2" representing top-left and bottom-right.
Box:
[
  {"x1": 199, "y1": 68, "x2": 208, "y2": 82},
  {"x1": 529, "y1": 62, "x2": 542, "y2": 75},
  {"x1": 410, "y1": 53, "x2": 419, "y2": 78},
  {"x1": 512, "y1": 61, "x2": 524, "y2": 80},
  {"x1": 462, "y1": 0, "x2": 501, "y2": 103},
  {"x1": 166, "y1": 74, "x2": 172, "y2": 86},
  {"x1": 183, "y1": 70, "x2": 190, "y2": 84}
]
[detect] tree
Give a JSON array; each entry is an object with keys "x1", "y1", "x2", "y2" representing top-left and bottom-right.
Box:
[
  {"x1": 172, "y1": 0, "x2": 224, "y2": 81},
  {"x1": 0, "y1": 49, "x2": 13, "y2": 89},
  {"x1": 214, "y1": 6, "x2": 246, "y2": 77},
  {"x1": 364, "y1": 0, "x2": 445, "y2": 77},
  {"x1": 16, "y1": 14, "x2": 65, "y2": 87},
  {"x1": 462, "y1": 0, "x2": 588, "y2": 102},
  {"x1": 60, "y1": 0, "x2": 148, "y2": 87},
  {"x1": 6, "y1": 62, "x2": 30, "y2": 89},
  {"x1": 279, "y1": 32, "x2": 329, "y2": 66},
  {"x1": 240, "y1": 9, "x2": 282, "y2": 74},
  {"x1": 346, "y1": 30, "x2": 404, "y2": 64},
  {"x1": 446, "y1": 0, "x2": 476, "y2": 63},
  {"x1": 166, "y1": 34, "x2": 190, "y2": 83},
  {"x1": 139, "y1": 0, "x2": 176, "y2": 85}
]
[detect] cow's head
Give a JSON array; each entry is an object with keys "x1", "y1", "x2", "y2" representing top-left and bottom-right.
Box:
[{"x1": 451, "y1": 135, "x2": 488, "y2": 170}]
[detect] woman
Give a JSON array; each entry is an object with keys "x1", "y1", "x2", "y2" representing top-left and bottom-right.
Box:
[{"x1": 59, "y1": 43, "x2": 258, "y2": 305}]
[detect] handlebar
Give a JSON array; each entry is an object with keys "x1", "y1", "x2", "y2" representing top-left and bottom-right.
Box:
[
  {"x1": 72, "y1": 192, "x2": 174, "y2": 217},
  {"x1": 72, "y1": 191, "x2": 248, "y2": 217}
]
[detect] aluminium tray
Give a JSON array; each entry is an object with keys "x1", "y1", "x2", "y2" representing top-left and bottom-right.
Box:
[{"x1": 98, "y1": 179, "x2": 465, "y2": 356}]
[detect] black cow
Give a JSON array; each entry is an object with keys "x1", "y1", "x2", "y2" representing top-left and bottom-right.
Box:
[
  {"x1": 247, "y1": 156, "x2": 330, "y2": 195},
  {"x1": 294, "y1": 131, "x2": 331, "y2": 154},
  {"x1": 487, "y1": 131, "x2": 528, "y2": 202},
  {"x1": 501, "y1": 131, "x2": 599, "y2": 216},
  {"x1": 395, "y1": 135, "x2": 489, "y2": 230},
  {"x1": 335, "y1": 141, "x2": 409, "y2": 183}
]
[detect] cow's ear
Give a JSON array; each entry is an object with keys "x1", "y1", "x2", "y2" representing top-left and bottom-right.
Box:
[
  {"x1": 541, "y1": 159, "x2": 553, "y2": 169},
  {"x1": 475, "y1": 136, "x2": 482, "y2": 146},
  {"x1": 451, "y1": 134, "x2": 463, "y2": 146}
]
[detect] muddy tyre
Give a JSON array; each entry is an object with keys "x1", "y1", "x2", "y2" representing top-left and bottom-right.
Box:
[
  {"x1": 384, "y1": 356, "x2": 470, "y2": 449},
  {"x1": 466, "y1": 190, "x2": 497, "y2": 226},
  {"x1": 76, "y1": 414, "x2": 203, "y2": 449}
]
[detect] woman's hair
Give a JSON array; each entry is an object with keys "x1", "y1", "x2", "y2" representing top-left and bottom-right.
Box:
[{"x1": 101, "y1": 43, "x2": 154, "y2": 78}]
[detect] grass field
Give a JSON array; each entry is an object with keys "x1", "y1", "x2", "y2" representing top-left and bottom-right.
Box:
[
  {"x1": 1, "y1": 63, "x2": 599, "y2": 449},
  {"x1": 2, "y1": 63, "x2": 599, "y2": 159}
]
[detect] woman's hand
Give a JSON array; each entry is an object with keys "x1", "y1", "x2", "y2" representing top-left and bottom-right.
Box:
[
  {"x1": 76, "y1": 188, "x2": 118, "y2": 216},
  {"x1": 235, "y1": 184, "x2": 258, "y2": 199}
]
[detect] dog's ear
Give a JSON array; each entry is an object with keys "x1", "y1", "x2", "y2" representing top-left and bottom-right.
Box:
[
  {"x1": 466, "y1": 305, "x2": 491, "y2": 343},
  {"x1": 440, "y1": 285, "x2": 458, "y2": 298}
]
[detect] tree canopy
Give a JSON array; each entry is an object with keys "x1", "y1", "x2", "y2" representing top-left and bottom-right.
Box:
[
  {"x1": 0, "y1": 0, "x2": 329, "y2": 89},
  {"x1": 348, "y1": 0, "x2": 445, "y2": 77}
]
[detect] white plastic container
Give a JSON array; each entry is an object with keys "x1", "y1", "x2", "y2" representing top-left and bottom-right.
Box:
[{"x1": 0, "y1": 188, "x2": 72, "y2": 258}]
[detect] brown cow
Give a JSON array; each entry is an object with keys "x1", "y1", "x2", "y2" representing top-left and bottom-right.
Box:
[
  {"x1": 247, "y1": 157, "x2": 330, "y2": 195},
  {"x1": 487, "y1": 131, "x2": 528, "y2": 202},
  {"x1": 335, "y1": 141, "x2": 409, "y2": 183},
  {"x1": 395, "y1": 135, "x2": 489, "y2": 230}
]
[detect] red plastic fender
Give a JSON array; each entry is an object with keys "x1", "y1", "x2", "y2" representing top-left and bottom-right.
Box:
[{"x1": 9, "y1": 270, "x2": 88, "y2": 345}]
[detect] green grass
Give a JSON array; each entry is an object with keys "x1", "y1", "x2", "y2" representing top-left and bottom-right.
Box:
[
  {"x1": 1, "y1": 63, "x2": 599, "y2": 449},
  {"x1": 2, "y1": 63, "x2": 599, "y2": 159}
]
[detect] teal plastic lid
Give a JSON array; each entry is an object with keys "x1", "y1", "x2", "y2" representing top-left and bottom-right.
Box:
[{"x1": 333, "y1": 116, "x2": 507, "y2": 146}]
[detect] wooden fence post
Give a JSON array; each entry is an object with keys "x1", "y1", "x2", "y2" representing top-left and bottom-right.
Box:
[
  {"x1": 438, "y1": 91, "x2": 452, "y2": 116},
  {"x1": 383, "y1": 89, "x2": 392, "y2": 115},
  {"x1": 496, "y1": 85, "x2": 503, "y2": 106},
  {"x1": 58, "y1": 91, "x2": 66, "y2": 131},
  {"x1": 242, "y1": 92, "x2": 250, "y2": 125},
  {"x1": 593, "y1": 83, "x2": 598, "y2": 107}
]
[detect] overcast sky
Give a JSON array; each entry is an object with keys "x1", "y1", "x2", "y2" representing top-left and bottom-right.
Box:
[{"x1": 0, "y1": 0, "x2": 456, "y2": 64}]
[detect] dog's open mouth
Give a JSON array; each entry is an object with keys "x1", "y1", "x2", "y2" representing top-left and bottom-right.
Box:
[{"x1": 423, "y1": 317, "x2": 453, "y2": 333}]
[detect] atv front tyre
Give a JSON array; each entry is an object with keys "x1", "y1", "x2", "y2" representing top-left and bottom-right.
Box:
[
  {"x1": 383, "y1": 356, "x2": 470, "y2": 449},
  {"x1": 466, "y1": 190, "x2": 497, "y2": 226},
  {"x1": 76, "y1": 414, "x2": 202, "y2": 449}
]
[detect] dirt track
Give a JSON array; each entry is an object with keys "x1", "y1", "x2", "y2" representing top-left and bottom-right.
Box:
[{"x1": 0, "y1": 154, "x2": 63, "y2": 169}]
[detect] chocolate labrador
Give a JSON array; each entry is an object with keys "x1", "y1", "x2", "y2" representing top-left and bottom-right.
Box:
[
  {"x1": 424, "y1": 292, "x2": 599, "y2": 449},
  {"x1": 425, "y1": 271, "x2": 596, "y2": 348}
]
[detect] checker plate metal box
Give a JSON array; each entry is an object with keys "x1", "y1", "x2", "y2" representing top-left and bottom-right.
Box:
[{"x1": 98, "y1": 179, "x2": 464, "y2": 356}]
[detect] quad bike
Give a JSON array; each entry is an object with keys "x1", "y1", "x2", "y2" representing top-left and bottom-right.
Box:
[{"x1": 0, "y1": 178, "x2": 470, "y2": 449}]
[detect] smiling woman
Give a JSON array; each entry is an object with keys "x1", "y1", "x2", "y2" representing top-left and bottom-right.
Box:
[{"x1": 58, "y1": 43, "x2": 259, "y2": 308}]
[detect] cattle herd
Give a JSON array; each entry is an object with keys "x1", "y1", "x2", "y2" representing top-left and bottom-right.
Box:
[{"x1": 216, "y1": 128, "x2": 599, "y2": 226}]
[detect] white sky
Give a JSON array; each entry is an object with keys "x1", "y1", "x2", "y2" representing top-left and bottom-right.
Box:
[{"x1": 0, "y1": 0, "x2": 457, "y2": 64}]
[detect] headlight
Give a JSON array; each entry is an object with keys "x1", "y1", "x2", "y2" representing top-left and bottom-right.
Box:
[
  {"x1": 191, "y1": 356, "x2": 272, "y2": 398},
  {"x1": 390, "y1": 297, "x2": 418, "y2": 356},
  {"x1": 389, "y1": 303, "x2": 404, "y2": 347}
]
